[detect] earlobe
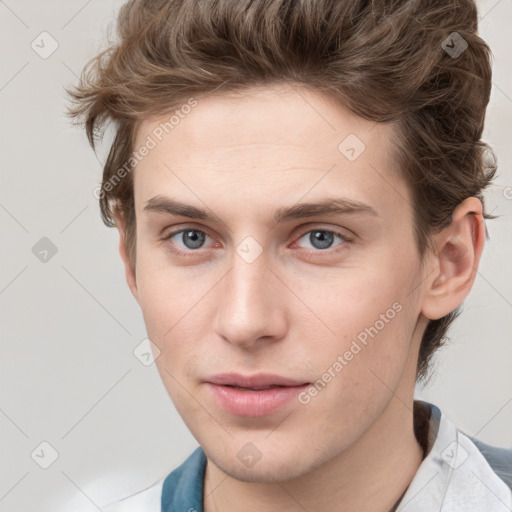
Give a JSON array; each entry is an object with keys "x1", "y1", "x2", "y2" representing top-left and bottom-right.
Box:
[{"x1": 421, "y1": 197, "x2": 485, "y2": 320}]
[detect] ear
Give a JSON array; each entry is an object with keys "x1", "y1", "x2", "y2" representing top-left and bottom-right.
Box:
[
  {"x1": 421, "y1": 197, "x2": 486, "y2": 320},
  {"x1": 113, "y1": 209, "x2": 139, "y2": 304}
]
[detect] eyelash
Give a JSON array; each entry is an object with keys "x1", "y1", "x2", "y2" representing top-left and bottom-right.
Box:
[{"x1": 162, "y1": 225, "x2": 353, "y2": 258}]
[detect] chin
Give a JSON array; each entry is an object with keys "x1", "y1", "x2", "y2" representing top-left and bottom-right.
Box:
[
  {"x1": 214, "y1": 457, "x2": 308, "y2": 483},
  {"x1": 205, "y1": 439, "x2": 326, "y2": 484}
]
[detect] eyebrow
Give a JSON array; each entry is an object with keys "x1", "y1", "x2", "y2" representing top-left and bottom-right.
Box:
[{"x1": 143, "y1": 195, "x2": 379, "y2": 227}]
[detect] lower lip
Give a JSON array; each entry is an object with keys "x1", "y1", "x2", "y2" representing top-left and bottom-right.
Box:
[{"x1": 206, "y1": 383, "x2": 309, "y2": 417}]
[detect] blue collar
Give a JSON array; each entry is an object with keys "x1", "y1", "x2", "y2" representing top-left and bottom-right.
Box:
[{"x1": 161, "y1": 446, "x2": 206, "y2": 512}]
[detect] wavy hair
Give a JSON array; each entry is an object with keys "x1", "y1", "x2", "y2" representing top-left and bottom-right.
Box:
[{"x1": 67, "y1": 0, "x2": 497, "y2": 381}]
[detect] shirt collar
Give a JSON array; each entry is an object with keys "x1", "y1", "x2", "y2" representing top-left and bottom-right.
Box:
[{"x1": 397, "y1": 400, "x2": 512, "y2": 511}]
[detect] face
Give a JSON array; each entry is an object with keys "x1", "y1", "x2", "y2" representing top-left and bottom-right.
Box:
[{"x1": 125, "y1": 84, "x2": 429, "y2": 482}]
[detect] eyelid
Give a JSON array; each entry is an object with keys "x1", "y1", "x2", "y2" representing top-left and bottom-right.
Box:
[
  {"x1": 162, "y1": 222, "x2": 214, "y2": 241},
  {"x1": 292, "y1": 224, "x2": 354, "y2": 242}
]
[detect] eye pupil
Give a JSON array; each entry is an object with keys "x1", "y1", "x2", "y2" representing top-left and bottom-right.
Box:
[
  {"x1": 310, "y1": 230, "x2": 334, "y2": 249},
  {"x1": 183, "y1": 230, "x2": 206, "y2": 249}
]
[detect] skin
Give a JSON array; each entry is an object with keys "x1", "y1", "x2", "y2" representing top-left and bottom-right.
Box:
[{"x1": 115, "y1": 83, "x2": 485, "y2": 512}]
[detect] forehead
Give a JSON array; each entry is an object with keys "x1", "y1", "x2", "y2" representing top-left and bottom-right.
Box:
[{"x1": 132, "y1": 84, "x2": 410, "y2": 220}]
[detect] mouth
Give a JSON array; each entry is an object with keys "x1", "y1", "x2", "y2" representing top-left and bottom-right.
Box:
[
  {"x1": 206, "y1": 372, "x2": 309, "y2": 388},
  {"x1": 224, "y1": 384, "x2": 288, "y2": 390},
  {"x1": 204, "y1": 373, "x2": 310, "y2": 417}
]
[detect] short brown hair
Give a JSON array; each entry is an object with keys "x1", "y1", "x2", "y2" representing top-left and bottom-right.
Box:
[{"x1": 67, "y1": 0, "x2": 497, "y2": 381}]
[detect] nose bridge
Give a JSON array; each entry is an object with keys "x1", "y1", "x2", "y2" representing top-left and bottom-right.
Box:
[{"x1": 213, "y1": 244, "x2": 286, "y2": 348}]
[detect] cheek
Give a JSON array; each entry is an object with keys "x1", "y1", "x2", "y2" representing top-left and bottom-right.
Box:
[
  {"x1": 308, "y1": 297, "x2": 412, "y2": 392},
  {"x1": 297, "y1": 259, "x2": 419, "y2": 388},
  {"x1": 293, "y1": 260, "x2": 412, "y2": 337},
  {"x1": 296, "y1": 296, "x2": 416, "y2": 443},
  {"x1": 134, "y1": 246, "x2": 209, "y2": 337},
  {"x1": 134, "y1": 254, "x2": 220, "y2": 384}
]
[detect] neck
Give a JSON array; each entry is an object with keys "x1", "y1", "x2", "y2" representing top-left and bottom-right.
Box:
[{"x1": 204, "y1": 396, "x2": 424, "y2": 512}]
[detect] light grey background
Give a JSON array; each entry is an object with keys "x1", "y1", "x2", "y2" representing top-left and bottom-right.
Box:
[{"x1": 0, "y1": 1, "x2": 510, "y2": 511}]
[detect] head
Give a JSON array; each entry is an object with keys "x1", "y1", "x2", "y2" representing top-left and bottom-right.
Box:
[{"x1": 68, "y1": 0, "x2": 495, "y2": 483}]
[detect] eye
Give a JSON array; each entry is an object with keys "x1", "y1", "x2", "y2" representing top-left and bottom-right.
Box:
[
  {"x1": 165, "y1": 228, "x2": 212, "y2": 255},
  {"x1": 163, "y1": 226, "x2": 352, "y2": 258},
  {"x1": 294, "y1": 228, "x2": 350, "y2": 252}
]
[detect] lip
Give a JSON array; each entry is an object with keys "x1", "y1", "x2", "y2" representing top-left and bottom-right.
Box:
[
  {"x1": 206, "y1": 372, "x2": 309, "y2": 388},
  {"x1": 204, "y1": 373, "x2": 310, "y2": 417}
]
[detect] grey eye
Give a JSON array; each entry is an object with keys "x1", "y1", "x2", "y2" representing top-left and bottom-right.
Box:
[
  {"x1": 177, "y1": 229, "x2": 207, "y2": 249},
  {"x1": 297, "y1": 230, "x2": 343, "y2": 250}
]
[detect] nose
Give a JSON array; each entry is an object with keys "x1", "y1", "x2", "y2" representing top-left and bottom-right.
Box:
[{"x1": 212, "y1": 250, "x2": 288, "y2": 349}]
